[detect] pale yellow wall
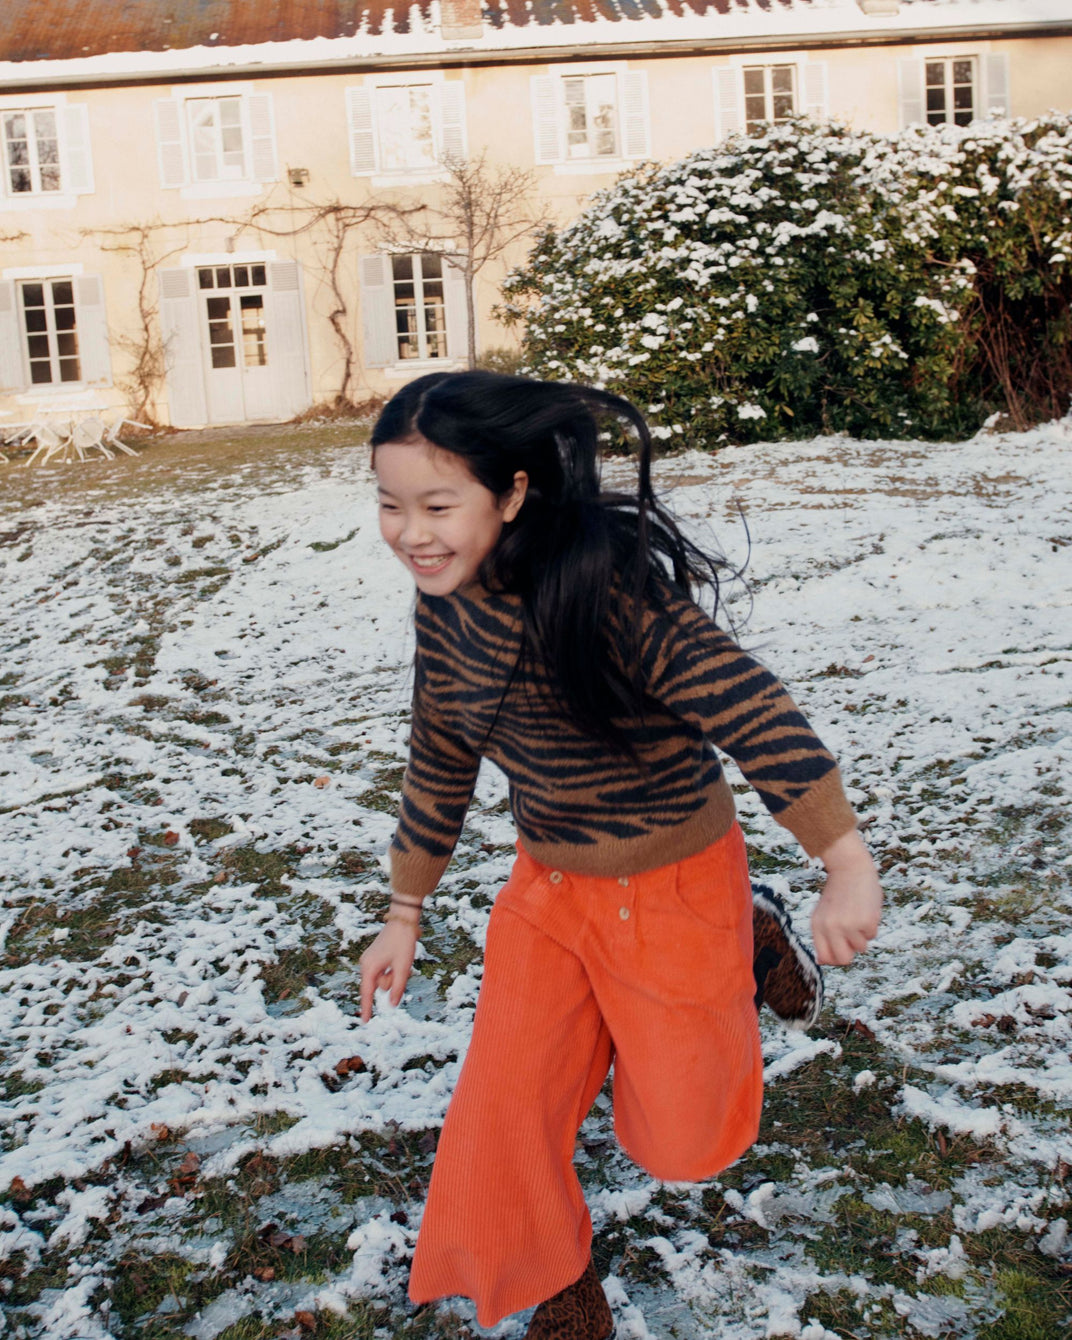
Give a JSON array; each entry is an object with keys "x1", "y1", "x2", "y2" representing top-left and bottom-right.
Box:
[{"x1": 1, "y1": 34, "x2": 1070, "y2": 427}]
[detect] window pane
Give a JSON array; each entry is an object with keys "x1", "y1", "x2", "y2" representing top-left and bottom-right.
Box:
[
  {"x1": 30, "y1": 360, "x2": 53, "y2": 384},
  {"x1": 392, "y1": 255, "x2": 414, "y2": 280},
  {"x1": 743, "y1": 69, "x2": 765, "y2": 96},
  {"x1": 772, "y1": 92, "x2": 794, "y2": 121},
  {"x1": 24, "y1": 307, "x2": 47, "y2": 333},
  {"x1": 421, "y1": 253, "x2": 442, "y2": 279},
  {"x1": 198, "y1": 269, "x2": 214, "y2": 289},
  {"x1": 21, "y1": 283, "x2": 44, "y2": 308},
  {"x1": 39, "y1": 164, "x2": 61, "y2": 191},
  {"x1": 51, "y1": 281, "x2": 73, "y2": 305},
  {"x1": 207, "y1": 296, "x2": 232, "y2": 321},
  {"x1": 926, "y1": 88, "x2": 947, "y2": 115},
  {"x1": 925, "y1": 62, "x2": 945, "y2": 86},
  {"x1": 745, "y1": 96, "x2": 767, "y2": 132},
  {"x1": 54, "y1": 304, "x2": 76, "y2": 331},
  {"x1": 588, "y1": 75, "x2": 617, "y2": 158},
  {"x1": 27, "y1": 334, "x2": 51, "y2": 360},
  {"x1": 953, "y1": 85, "x2": 973, "y2": 111},
  {"x1": 233, "y1": 265, "x2": 249, "y2": 287},
  {"x1": 59, "y1": 356, "x2": 81, "y2": 382},
  {"x1": 216, "y1": 267, "x2": 232, "y2": 288},
  {"x1": 251, "y1": 264, "x2": 266, "y2": 286},
  {"x1": 56, "y1": 331, "x2": 78, "y2": 358},
  {"x1": 9, "y1": 167, "x2": 32, "y2": 193},
  {"x1": 771, "y1": 67, "x2": 794, "y2": 94},
  {"x1": 953, "y1": 60, "x2": 973, "y2": 85},
  {"x1": 240, "y1": 294, "x2": 267, "y2": 366}
]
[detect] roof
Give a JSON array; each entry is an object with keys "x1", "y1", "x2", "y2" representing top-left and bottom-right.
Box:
[{"x1": 0, "y1": 0, "x2": 1068, "y2": 86}]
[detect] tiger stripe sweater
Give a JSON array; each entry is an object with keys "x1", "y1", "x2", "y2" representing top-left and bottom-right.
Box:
[{"x1": 388, "y1": 580, "x2": 857, "y2": 901}]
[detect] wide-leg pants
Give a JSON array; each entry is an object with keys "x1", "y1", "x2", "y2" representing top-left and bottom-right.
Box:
[{"x1": 408, "y1": 823, "x2": 762, "y2": 1328}]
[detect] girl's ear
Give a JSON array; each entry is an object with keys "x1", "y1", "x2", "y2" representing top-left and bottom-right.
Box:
[{"x1": 501, "y1": 471, "x2": 528, "y2": 523}]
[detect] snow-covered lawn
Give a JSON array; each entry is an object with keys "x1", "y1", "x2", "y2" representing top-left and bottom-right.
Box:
[{"x1": 1, "y1": 418, "x2": 1069, "y2": 1340}]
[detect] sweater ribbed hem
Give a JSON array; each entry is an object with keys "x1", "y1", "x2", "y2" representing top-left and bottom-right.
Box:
[{"x1": 519, "y1": 778, "x2": 738, "y2": 878}]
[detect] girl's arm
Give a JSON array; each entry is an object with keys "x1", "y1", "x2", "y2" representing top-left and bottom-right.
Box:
[{"x1": 812, "y1": 828, "x2": 883, "y2": 965}]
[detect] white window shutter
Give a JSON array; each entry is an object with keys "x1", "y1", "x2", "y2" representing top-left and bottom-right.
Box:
[
  {"x1": 621, "y1": 71, "x2": 651, "y2": 160},
  {"x1": 346, "y1": 86, "x2": 377, "y2": 175},
  {"x1": 0, "y1": 281, "x2": 24, "y2": 391},
  {"x1": 266, "y1": 262, "x2": 310, "y2": 419},
  {"x1": 154, "y1": 98, "x2": 188, "y2": 187},
  {"x1": 158, "y1": 267, "x2": 208, "y2": 428},
  {"x1": 802, "y1": 63, "x2": 829, "y2": 121},
  {"x1": 360, "y1": 254, "x2": 397, "y2": 369},
  {"x1": 713, "y1": 67, "x2": 742, "y2": 140},
  {"x1": 74, "y1": 275, "x2": 112, "y2": 386},
  {"x1": 442, "y1": 255, "x2": 471, "y2": 363},
  {"x1": 60, "y1": 104, "x2": 94, "y2": 194},
  {"x1": 898, "y1": 59, "x2": 925, "y2": 128},
  {"x1": 440, "y1": 81, "x2": 468, "y2": 166},
  {"x1": 247, "y1": 93, "x2": 278, "y2": 181},
  {"x1": 531, "y1": 75, "x2": 562, "y2": 165},
  {"x1": 985, "y1": 53, "x2": 1010, "y2": 116}
]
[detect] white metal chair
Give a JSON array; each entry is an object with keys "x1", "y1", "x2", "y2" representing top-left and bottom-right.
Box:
[
  {"x1": 104, "y1": 415, "x2": 150, "y2": 456},
  {"x1": 21, "y1": 421, "x2": 73, "y2": 466},
  {"x1": 70, "y1": 415, "x2": 112, "y2": 460}
]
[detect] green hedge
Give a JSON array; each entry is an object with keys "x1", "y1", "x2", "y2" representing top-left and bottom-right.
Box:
[{"x1": 499, "y1": 115, "x2": 1072, "y2": 446}]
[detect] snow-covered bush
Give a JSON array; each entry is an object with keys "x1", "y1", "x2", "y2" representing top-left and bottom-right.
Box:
[{"x1": 500, "y1": 115, "x2": 1072, "y2": 446}]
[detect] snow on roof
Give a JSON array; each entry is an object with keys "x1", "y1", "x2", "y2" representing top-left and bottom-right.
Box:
[{"x1": 0, "y1": 0, "x2": 1067, "y2": 86}]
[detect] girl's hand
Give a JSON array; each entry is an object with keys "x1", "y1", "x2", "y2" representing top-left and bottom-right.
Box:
[
  {"x1": 359, "y1": 917, "x2": 420, "y2": 1023},
  {"x1": 812, "y1": 828, "x2": 883, "y2": 966}
]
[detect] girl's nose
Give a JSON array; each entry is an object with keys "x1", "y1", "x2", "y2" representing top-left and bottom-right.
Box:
[{"x1": 400, "y1": 514, "x2": 432, "y2": 547}]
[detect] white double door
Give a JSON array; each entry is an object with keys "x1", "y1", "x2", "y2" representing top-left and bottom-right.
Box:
[{"x1": 159, "y1": 260, "x2": 310, "y2": 428}]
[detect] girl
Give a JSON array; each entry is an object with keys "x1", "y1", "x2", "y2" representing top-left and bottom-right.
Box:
[{"x1": 359, "y1": 372, "x2": 882, "y2": 1338}]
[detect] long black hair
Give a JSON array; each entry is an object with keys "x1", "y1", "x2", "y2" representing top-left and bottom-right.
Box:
[{"x1": 370, "y1": 370, "x2": 731, "y2": 755}]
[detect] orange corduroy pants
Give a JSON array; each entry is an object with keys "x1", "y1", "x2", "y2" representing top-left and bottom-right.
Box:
[{"x1": 408, "y1": 823, "x2": 762, "y2": 1327}]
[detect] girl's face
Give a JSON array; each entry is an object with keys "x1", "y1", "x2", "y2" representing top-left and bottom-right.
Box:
[{"x1": 375, "y1": 436, "x2": 527, "y2": 595}]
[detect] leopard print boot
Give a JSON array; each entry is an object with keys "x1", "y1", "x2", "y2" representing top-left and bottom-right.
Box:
[
  {"x1": 752, "y1": 882, "x2": 824, "y2": 1030},
  {"x1": 523, "y1": 1256, "x2": 614, "y2": 1339}
]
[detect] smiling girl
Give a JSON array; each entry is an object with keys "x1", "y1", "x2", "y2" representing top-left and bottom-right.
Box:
[{"x1": 359, "y1": 371, "x2": 882, "y2": 1338}]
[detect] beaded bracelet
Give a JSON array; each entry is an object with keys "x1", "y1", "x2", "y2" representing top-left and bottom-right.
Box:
[{"x1": 385, "y1": 910, "x2": 421, "y2": 934}]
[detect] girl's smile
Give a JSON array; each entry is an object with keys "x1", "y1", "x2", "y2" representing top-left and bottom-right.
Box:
[{"x1": 375, "y1": 435, "x2": 527, "y2": 595}]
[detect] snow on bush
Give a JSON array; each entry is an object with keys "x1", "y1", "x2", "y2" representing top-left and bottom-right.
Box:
[{"x1": 500, "y1": 115, "x2": 1072, "y2": 447}]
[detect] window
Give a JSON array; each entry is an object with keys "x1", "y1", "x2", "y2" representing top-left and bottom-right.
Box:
[
  {"x1": 742, "y1": 66, "x2": 796, "y2": 132},
  {"x1": 196, "y1": 264, "x2": 269, "y2": 369},
  {"x1": 925, "y1": 58, "x2": 976, "y2": 126},
  {"x1": 3, "y1": 110, "x2": 61, "y2": 195},
  {"x1": 154, "y1": 91, "x2": 277, "y2": 192},
  {"x1": 531, "y1": 69, "x2": 649, "y2": 167},
  {"x1": 360, "y1": 252, "x2": 466, "y2": 369},
  {"x1": 19, "y1": 279, "x2": 80, "y2": 384},
  {"x1": 563, "y1": 74, "x2": 618, "y2": 160},
  {"x1": 346, "y1": 81, "x2": 466, "y2": 176},
  {"x1": 0, "y1": 101, "x2": 93, "y2": 202},
  {"x1": 392, "y1": 255, "x2": 447, "y2": 361},
  {"x1": 187, "y1": 97, "x2": 246, "y2": 182},
  {"x1": 376, "y1": 85, "x2": 437, "y2": 172}
]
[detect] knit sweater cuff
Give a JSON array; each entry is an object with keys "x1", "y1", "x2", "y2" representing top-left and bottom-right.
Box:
[
  {"x1": 775, "y1": 767, "x2": 858, "y2": 858},
  {"x1": 389, "y1": 844, "x2": 451, "y2": 903}
]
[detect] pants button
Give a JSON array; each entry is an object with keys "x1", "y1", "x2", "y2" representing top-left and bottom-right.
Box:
[
  {"x1": 548, "y1": 870, "x2": 563, "y2": 884},
  {"x1": 618, "y1": 876, "x2": 630, "y2": 887},
  {"x1": 619, "y1": 906, "x2": 630, "y2": 921}
]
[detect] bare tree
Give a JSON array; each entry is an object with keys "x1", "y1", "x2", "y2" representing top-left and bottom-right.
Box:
[{"x1": 390, "y1": 152, "x2": 549, "y2": 369}]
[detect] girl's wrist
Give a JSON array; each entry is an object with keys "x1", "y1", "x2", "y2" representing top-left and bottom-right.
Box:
[{"x1": 386, "y1": 894, "x2": 423, "y2": 934}]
